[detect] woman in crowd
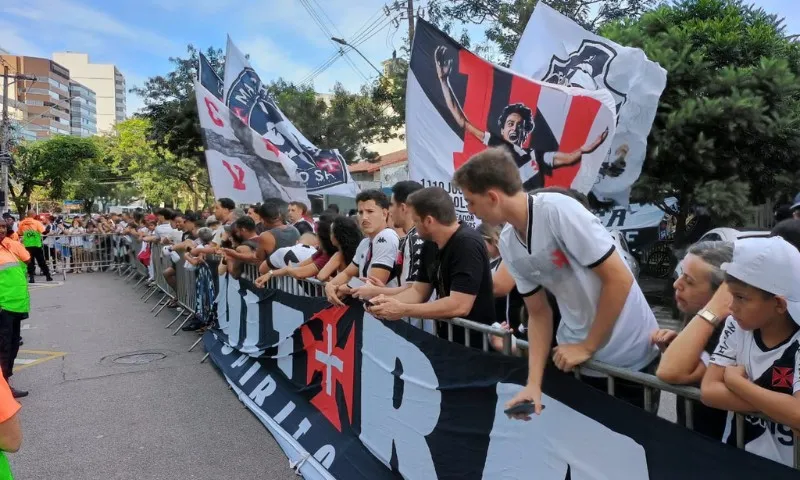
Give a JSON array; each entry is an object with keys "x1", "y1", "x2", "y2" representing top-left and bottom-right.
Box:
[
  {"x1": 653, "y1": 240, "x2": 733, "y2": 439},
  {"x1": 67, "y1": 217, "x2": 86, "y2": 274},
  {"x1": 320, "y1": 215, "x2": 363, "y2": 282},
  {"x1": 255, "y1": 213, "x2": 338, "y2": 285}
]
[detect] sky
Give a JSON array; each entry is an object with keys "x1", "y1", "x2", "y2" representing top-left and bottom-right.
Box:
[{"x1": 1, "y1": 0, "x2": 798, "y2": 116}]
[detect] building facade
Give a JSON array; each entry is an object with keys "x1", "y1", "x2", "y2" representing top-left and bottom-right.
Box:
[
  {"x1": 52, "y1": 52, "x2": 125, "y2": 133},
  {"x1": 0, "y1": 55, "x2": 72, "y2": 139},
  {"x1": 69, "y1": 80, "x2": 97, "y2": 137}
]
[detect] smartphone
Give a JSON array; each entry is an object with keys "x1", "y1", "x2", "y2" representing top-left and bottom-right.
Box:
[
  {"x1": 347, "y1": 277, "x2": 366, "y2": 289},
  {"x1": 503, "y1": 401, "x2": 543, "y2": 416}
]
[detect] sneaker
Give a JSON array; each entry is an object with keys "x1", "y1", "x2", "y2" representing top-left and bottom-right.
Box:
[
  {"x1": 11, "y1": 387, "x2": 28, "y2": 398},
  {"x1": 46, "y1": 276, "x2": 53, "y2": 282},
  {"x1": 28, "y1": 277, "x2": 35, "y2": 284},
  {"x1": 181, "y1": 320, "x2": 204, "y2": 331}
]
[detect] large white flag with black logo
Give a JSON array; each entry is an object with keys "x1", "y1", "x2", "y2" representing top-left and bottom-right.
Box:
[
  {"x1": 511, "y1": 3, "x2": 667, "y2": 206},
  {"x1": 222, "y1": 37, "x2": 359, "y2": 197}
]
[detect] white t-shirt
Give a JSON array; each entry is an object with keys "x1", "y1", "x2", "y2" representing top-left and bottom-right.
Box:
[
  {"x1": 353, "y1": 228, "x2": 400, "y2": 287},
  {"x1": 211, "y1": 226, "x2": 225, "y2": 246},
  {"x1": 710, "y1": 317, "x2": 800, "y2": 466},
  {"x1": 269, "y1": 244, "x2": 318, "y2": 269},
  {"x1": 499, "y1": 192, "x2": 659, "y2": 372}
]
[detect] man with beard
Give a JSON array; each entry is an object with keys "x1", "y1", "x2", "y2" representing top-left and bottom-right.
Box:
[
  {"x1": 368, "y1": 187, "x2": 496, "y2": 347},
  {"x1": 435, "y1": 45, "x2": 609, "y2": 191}
]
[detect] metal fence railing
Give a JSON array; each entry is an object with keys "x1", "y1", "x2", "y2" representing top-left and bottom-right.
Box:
[{"x1": 107, "y1": 237, "x2": 800, "y2": 470}]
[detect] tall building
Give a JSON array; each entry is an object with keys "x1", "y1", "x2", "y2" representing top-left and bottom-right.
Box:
[
  {"x1": 69, "y1": 80, "x2": 97, "y2": 137},
  {"x1": 52, "y1": 52, "x2": 126, "y2": 133},
  {"x1": 0, "y1": 55, "x2": 72, "y2": 139}
]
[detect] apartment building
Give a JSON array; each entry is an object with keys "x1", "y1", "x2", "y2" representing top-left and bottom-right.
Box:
[
  {"x1": 69, "y1": 80, "x2": 97, "y2": 137},
  {"x1": 52, "y1": 52, "x2": 125, "y2": 133}
]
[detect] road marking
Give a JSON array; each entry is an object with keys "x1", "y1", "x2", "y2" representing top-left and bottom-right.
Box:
[
  {"x1": 21, "y1": 324, "x2": 31, "y2": 330},
  {"x1": 14, "y1": 349, "x2": 66, "y2": 371},
  {"x1": 29, "y1": 281, "x2": 64, "y2": 290}
]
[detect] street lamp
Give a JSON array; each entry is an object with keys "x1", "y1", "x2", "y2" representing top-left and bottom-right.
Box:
[{"x1": 331, "y1": 37, "x2": 384, "y2": 78}]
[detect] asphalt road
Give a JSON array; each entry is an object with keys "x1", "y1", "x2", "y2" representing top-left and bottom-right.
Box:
[{"x1": 9, "y1": 272, "x2": 297, "y2": 480}]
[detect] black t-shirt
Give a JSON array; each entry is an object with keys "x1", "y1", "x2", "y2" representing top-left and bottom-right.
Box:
[
  {"x1": 294, "y1": 219, "x2": 314, "y2": 236},
  {"x1": 417, "y1": 223, "x2": 496, "y2": 347}
]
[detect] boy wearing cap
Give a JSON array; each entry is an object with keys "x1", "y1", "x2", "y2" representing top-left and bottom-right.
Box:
[{"x1": 701, "y1": 236, "x2": 800, "y2": 467}]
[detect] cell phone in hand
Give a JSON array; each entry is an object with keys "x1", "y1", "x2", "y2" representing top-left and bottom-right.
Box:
[
  {"x1": 347, "y1": 277, "x2": 366, "y2": 289},
  {"x1": 503, "y1": 401, "x2": 543, "y2": 416}
]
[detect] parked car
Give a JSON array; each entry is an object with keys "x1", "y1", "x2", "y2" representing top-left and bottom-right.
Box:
[{"x1": 609, "y1": 229, "x2": 640, "y2": 279}]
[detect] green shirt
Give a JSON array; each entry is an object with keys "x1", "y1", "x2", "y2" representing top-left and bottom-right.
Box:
[
  {"x1": 20, "y1": 229, "x2": 42, "y2": 248},
  {"x1": 0, "y1": 452, "x2": 13, "y2": 480}
]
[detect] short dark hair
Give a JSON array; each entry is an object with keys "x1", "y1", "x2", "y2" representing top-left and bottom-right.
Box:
[
  {"x1": 289, "y1": 201, "x2": 309, "y2": 214},
  {"x1": 233, "y1": 215, "x2": 256, "y2": 232},
  {"x1": 326, "y1": 203, "x2": 340, "y2": 214},
  {"x1": 391, "y1": 180, "x2": 424, "y2": 204},
  {"x1": 183, "y1": 212, "x2": 199, "y2": 224},
  {"x1": 156, "y1": 208, "x2": 175, "y2": 221},
  {"x1": 217, "y1": 198, "x2": 235, "y2": 211},
  {"x1": 453, "y1": 147, "x2": 522, "y2": 195},
  {"x1": 356, "y1": 189, "x2": 390, "y2": 210},
  {"x1": 532, "y1": 186, "x2": 590, "y2": 209},
  {"x1": 771, "y1": 219, "x2": 800, "y2": 253},
  {"x1": 407, "y1": 187, "x2": 457, "y2": 225},
  {"x1": 498, "y1": 103, "x2": 534, "y2": 135},
  {"x1": 258, "y1": 201, "x2": 281, "y2": 223}
]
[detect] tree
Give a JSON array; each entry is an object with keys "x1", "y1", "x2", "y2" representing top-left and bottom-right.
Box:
[
  {"x1": 106, "y1": 118, "x2": 210, "y2": 210},
  {"x1": 8, "y1": 136, "x2": 99, "y2": 213},
  {"x1": 66, "y1": 136, "x2": 125, "y2": 213},
  {"x1": 425, "y1": 0, "x2": 655, "y2": 65},
  {"x1": 600, "y1": 0, "x2": 800, "y2": 245},
  {"x1": 131, "y1": 45, "x2": 224, "y2": 164},
  {"x1": 268, "y1": 80, "x2": 403, "y2": 163}
]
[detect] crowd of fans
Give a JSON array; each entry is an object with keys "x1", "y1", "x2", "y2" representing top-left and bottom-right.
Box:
[{"x1": 2, "y1": 147, "x2": 799, "y2": 468}]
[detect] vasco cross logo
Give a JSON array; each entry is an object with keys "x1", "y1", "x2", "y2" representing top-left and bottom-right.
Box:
[
  {"x1": 301, "y1": 306, "x2": 356, "y2": 432},
  {"x1": 542, "y1": 40, "x2": 627, "y2": 113}
]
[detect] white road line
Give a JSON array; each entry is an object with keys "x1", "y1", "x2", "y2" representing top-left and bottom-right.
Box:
[{"x1": 13, "y1": 359, "x2": 37, "y2": 365}]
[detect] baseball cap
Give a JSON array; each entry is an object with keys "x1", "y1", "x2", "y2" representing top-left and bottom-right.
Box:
[
  {"x1": 722, "y1": 236, "x2": 800, "y2": 325},
  {"x1": 791, "y1": 193, "x2": 800, "y2": 211}
]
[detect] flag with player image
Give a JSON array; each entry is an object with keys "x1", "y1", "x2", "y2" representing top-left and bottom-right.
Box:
[
  {"x1": 511, "y1": 3, "x2": 667, "y2": 206},
  {"x1": 406, "y1": 19, "x2": 617, "y2": 226}
]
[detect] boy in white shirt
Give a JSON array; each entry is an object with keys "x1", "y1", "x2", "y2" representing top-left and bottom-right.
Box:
[
  {"x1": 453, "y1": 147, "x2": 658, "y2": 416},
  {"x1": 701, "y1": 236, "x2": 800, "y2": 467}
]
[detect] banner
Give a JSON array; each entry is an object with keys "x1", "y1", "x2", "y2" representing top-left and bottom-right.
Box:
[
  {"x1": 407, "y1": 19, "x2": 617, "y2": 227},
  {"x1": 195, "y1": 81, "x2": 310, "y2": 205},
  {"x1": 597, "y1": 197, "x2": 678, "y2": 249},
  {"x1": 511, "y1": 3, "x2": 667, "y2": 206},
  {"x1": 198, "y1": 52, "x2": 223, "y2": 101},
  {"x1": 205, "y1": 274, "x2": 800, "y2": 479},
  {"x1": 222, "y1": 37, "x2": 359, "y2": 197}
]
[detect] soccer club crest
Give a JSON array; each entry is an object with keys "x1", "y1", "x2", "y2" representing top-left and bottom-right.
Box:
[{"x1": 542, "y1": 40, "x2": 627, "y2": 112}]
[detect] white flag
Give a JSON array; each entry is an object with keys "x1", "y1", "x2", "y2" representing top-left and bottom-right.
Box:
[
  {"x1": 195, "y1": 80, "x2": 309, "y2": 205},
  {"x1": 511, "y1": 4, "x2": 667, "y2": 206}
]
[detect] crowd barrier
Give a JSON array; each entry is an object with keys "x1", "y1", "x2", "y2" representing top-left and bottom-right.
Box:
[{"x1": 107, "y1": 238, "x2": 800, "y2": 470}]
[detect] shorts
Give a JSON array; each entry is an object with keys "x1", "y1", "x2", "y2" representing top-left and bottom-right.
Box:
[{"x1": 61, "y1": 245, "x2": 72, "y2": 257}]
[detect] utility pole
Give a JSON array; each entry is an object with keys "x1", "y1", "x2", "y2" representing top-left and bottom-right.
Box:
[
  {"x1": 406, "y1": 0, "x2": 415, "y2": 44},
  {"x1": 1, "y1": 65, "x2": 9, "y2": 214},
  {"x1": 0, "y1": 65, "x2": 36, "y2": 213}
]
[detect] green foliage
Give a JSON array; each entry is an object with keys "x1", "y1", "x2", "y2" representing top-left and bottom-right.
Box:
[
  {"x1": 604, "y1": 0, "x2": 800, "y2": 242},
  {"x1": 266, "y1": 80, "x2": 402, "y2": 163},
  {"x1": 425, "y1": 0, "x2": 655, "y2": 65},
  {"x1": 9, "y1": 136, "x2": 99, "y2": 213},
  {"x1": 130, "y1": 45, "x2": 224, "y2": 163}
]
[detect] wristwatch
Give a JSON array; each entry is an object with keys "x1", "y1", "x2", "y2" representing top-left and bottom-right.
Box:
[{"x1": 697, "y1": 309, "x2": 722, "y2": 326}]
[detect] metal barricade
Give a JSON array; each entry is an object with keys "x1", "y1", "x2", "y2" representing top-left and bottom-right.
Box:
[
  {"x1": 113, "y1": 253, "x2": 800, "y2": 470},
  {"x1": 47, "y1": 233, "x2": 121, "y2": 277}
]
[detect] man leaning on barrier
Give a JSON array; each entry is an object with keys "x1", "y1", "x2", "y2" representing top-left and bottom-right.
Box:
[
  {"x1": 368, "y1": 187, "x2": 496, "y2": 348},
  {"x1": 453, "y1": 147, "x2": 659, "y2": 416}
]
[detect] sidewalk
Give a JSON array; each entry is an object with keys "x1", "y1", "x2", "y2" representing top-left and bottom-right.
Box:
[{"x1": 11, "y1": 273, "x2": 296, "y2": 480}]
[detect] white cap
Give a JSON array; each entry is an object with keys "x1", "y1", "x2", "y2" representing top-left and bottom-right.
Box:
[{"x1": 722, "y1": 236, "x2": 800, "y2": 325}]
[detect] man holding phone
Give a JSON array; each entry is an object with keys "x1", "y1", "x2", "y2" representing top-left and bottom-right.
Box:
[{"x1": 324, "y1": 190, "x2": 400, "y2": 306}]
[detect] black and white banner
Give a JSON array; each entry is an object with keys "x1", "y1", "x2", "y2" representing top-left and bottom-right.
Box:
[
  {"x1": 195, "y1": 81, "x2": 310, "y2": 205},
  {"x1": 407, "y1": 19, "x2": 617, "y2": 227},
  {"x1": 205, "y1": 274, "x2": 799, "y2": 479},
  {"x1": 511, "y1": 4, "x2": 667, "y2": 206},
  {"x1": 222, "y1": 37, "x2": 359, "y2": 197}
]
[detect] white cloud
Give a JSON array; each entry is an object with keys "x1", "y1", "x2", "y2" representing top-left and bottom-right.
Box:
[
  {"x1": 0, "y1": 0, "x2": 180, "y2": 56},
  {"x1": 0, "y1": 21, "x2": 47, "y2": 57}
]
